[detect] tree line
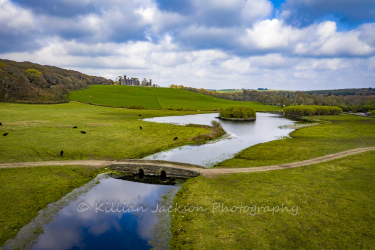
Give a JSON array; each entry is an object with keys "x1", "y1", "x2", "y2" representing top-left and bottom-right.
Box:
[{"x1": 170, "y1": 85, "x2": 375, "y2": 112}]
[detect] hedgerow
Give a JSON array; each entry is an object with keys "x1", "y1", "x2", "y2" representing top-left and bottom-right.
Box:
[{"x1": 283, "y1": 105, "x2": 342, "y2": 116}]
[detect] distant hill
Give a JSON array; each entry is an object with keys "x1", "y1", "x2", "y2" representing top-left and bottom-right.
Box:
[
  {"x1": 0, "y1": 59, "x2": 113, "y2": 103},
  {"x1": 304, "y1": 88, "x2": 375, "y2": 96},
  {"x1": 69, "y1": 85, "x2": 280, "y2": 111}
]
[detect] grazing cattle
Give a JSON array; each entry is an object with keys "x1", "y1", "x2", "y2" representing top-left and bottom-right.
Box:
[
  {"x1": 140, "y1": 126, "x2": 142, "y2": 130},
  {"x1": 60, "y1": 150, "x2": 63, "y2": 157},
  {"x1": 3, "y1": 133, "x2": 8, "y2": 136},
  {"x1": 139, "y1": 114, "x2": 142, "y2": 116},
  {"x1": 80, "y1": 131, "x2": 86, "y2": 134},
  {"x1": 173, "y1": 137, "x2": 178, "y2": 141},
  {"x1": 73, "y1": 126, "x2": 77, "y2": 128},
  {"x1": 0, "y1": 123, "x2": 2, "y2": 126}
]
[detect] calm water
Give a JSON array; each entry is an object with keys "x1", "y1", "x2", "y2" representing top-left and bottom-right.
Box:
[
  {"x1": 5, "y1": 175, "x2": 180, "y2": 250},
  {"x1": 143, "y1": 112, "x2": 296, "y2": 167}
]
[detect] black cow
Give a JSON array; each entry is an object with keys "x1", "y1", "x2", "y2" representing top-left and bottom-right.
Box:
[
  {"x1": 140, "y1": 126, "x2": 142, "y2": 130},
  {"x1": 73, "y1": 126, "x2": 77, "y2": 128},
  {"x1": 3, "y1": 133, "x2": 8, "y2": 136},
  {"x1": 80, "y1": 131, "x2": 86, "y2": 134},
  {"x1": 173, "y1": 137, "x2": 178, "y2": 141},
  {"x1": 139, "y1": 114, "x2": 142, "y2": 116},
  {"x1": 0, "y1": 123, "x2": 2, "y2": 126},
  {"x1": 60, "y1": 150, "x2": 63, "y2": 157}
]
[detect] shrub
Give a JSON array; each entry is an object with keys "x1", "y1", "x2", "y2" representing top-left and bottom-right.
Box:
[
  {"x1": 219, "y1": 106, "x2": 256, "y2": 119},
  {"x1": 359, "y1": 105, "x2": 374, "y2": 112},
  {"x1": 349, "y1": 105, "x2": 358, "y2": 112},
  {"x1": 283, "y1": 105, "x2": 342, "y2": 116},
  {"x1": 127, "y1": 105, "x2": 146, "y2": 109},
  {"x1": 338, "y1": 105, "x2": 350, "y2": 112},
  {"x1": 211, "y1": 120, "x2": 222, "y2": 128},
  {"x1": 26, "y1": 69, "x2": 42, "y2": 76}
]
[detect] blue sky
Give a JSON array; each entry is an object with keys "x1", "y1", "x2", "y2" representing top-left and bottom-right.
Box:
[{"x1": 1, "y1": 0, "x2": 374, "y2": 90}]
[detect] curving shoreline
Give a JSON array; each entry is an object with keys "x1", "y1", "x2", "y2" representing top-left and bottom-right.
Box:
[{"x1": 216, "y1": 116, "x2": 256, "y2": 121}]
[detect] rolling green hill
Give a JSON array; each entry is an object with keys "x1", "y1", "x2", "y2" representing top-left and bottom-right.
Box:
[{"x1": 69, "y1": 85, "x2": 280, "y2": 111}]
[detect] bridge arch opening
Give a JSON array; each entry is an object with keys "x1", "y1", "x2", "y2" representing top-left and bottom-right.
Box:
[
  {"x1": 160, "y1": 170, "x2": 167, "y2": 181},
  {"x1": 138, "y1": 169, "x2": 144, "y2": 179}
]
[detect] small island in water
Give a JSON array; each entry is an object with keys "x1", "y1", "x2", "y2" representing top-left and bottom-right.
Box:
[{"x1": 218, "y1": 106, "x2": 256, "y2": 121}]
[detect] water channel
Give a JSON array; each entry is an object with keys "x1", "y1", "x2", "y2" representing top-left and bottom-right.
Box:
[
  {"x1": 4, "y1": 112, "x2": 296, "y2": 249},
  {"x1": 143, "y1": 112, "x2": 296, "y2": 167}
]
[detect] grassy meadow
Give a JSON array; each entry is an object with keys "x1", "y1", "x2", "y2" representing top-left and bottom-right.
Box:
[
  {"x1": 0, "y1": 102, "x2": 214, "y2": 163},
  {"x1": 170, "y1": 114, "x2": 375, "y2": 248},
  {"x1": 68, "y1": 85, "x2": 280, "y2": 111},
  {"x1": 0, "y1": 93, "x2": 374, "y2": 249},
  {"x1": 170, "y1": 151, "x2": 375, "y2": 249}
]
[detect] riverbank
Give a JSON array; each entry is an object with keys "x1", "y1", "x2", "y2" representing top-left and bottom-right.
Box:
[
  {"x1": 217, "y1": 114, "x2": 375, "y2": 168},
  {"x1": 0, "y1": 165, "x2": 104, "y2": 246},
  {"x1": 170, "y1": 114, "x2": 375, "y2": 248},
  {"x1": 170, "y1": 151, "x2": 375, "y2": 249}
]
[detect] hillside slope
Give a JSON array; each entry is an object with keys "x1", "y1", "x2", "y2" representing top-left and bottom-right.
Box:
[
  {"x1": 0, "y1": 59, "x2": 113, "y2": 103},
  {"x1": 69, "y1": 85, "x2": 280, "y2": 111}
]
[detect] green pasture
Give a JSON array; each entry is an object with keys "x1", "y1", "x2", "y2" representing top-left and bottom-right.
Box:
[
  {"x1": 68, "y1": 85, "x2": 280, "y2": 111},
  {"x1": 1, "y1": 100, "x2": 374, "y2": 249},
  {"x1": 0, "y1": 102, "x2": 213, "y2": 163},
  {"x1": 171, "y1": 151, "x2": 375, "y2": 249},
  {"x1": 219, "y1": 114, "x2": 375, "y2": 168}
]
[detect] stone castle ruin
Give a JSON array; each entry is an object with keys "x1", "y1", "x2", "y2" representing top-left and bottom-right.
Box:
[{"x1": 119, "y1": 75, "x2": 152, "y2": 86}]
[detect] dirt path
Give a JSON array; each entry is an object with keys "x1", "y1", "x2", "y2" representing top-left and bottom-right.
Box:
[
  {"x1": 200, "y1": 147, "x2": 375, "y2": 176},
  {"x1": 0, "y1": 147, "x2": 374, "y2": 176}
]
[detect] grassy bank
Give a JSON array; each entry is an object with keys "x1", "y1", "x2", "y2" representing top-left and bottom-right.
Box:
[
  {"x1": 0, "y1": 102, "x2": 215, "y2": 163},
  {"x1": 68, "y1": 85, "x2": 280, "y2": 111},
  {"x1": 170, "y1": 151, "x2": 375, "y2": 249},
  {"x1": 218, "y1": 114, "x2": 375, "y2": 168},
  {"x1": 0, "y1": 165, "x2": 103, "y2": 246}
]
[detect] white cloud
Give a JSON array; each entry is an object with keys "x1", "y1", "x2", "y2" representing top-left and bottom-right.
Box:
[
  {"x1": 249, "y1": 53, "x2": 294, "y2": 69},
  {"x1": 295, "y1": 21, "x2": 374, "y2": 56},
  {"x1": 240, "y1": 19, "x2": 374, "y2": 57},
  {"x1": 241, "y1": 19, "x2": 304, "y2": 50},
  {"x1": 0, "y1": 0, "x2": 36, "y2": 31},
  {"x1": 241, "y1": 0, "x2": 273, "y2": 25}
]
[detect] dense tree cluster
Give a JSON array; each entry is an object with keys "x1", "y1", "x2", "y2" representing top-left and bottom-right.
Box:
[
  {"x1": 219, "y1": 106, "x2": 256, "y2": 119},
  {"x1": 172, "y1": 85, "x2": 375, "y2": 112},
  {"x1": 0, "y1": 59, "x2": 113, "y2": 103},
  {"x1": 283, "y1": 105, "x2": 342, "y2": 116}
]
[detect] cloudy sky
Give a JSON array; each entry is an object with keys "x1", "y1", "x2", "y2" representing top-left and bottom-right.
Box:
[{"x1": 1, "y1": 0, "x2": 374, "y2": 90}]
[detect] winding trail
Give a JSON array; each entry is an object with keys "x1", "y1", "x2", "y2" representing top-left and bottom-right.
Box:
[{"x1": 0, "y1": 147, "x2": 374, "y2": 177}]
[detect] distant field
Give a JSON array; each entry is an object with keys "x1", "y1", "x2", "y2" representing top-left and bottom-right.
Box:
[{"x1": 68, "y1": 86, "x2": 280, "y2": 111}]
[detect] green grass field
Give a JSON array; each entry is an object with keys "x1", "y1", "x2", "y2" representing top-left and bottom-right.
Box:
[
  {"x1": 218, "y1": 114, "x2": 375, "y2": 168},
  {"x1": 170, "y1": 114, "x2": 375, "y2": 248},
  {"x1": 1, "y1": 99, "x2": 374, "y2": 249},
  {"x1": 68, "y1": 85, "x2": 280, "y2": 111},
  {"x1": 171, "y1": 151, "x2": 375, "y2": 249},
  {"x1": 0, "y1": 102, "x2": 213, "y2": 163}
]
